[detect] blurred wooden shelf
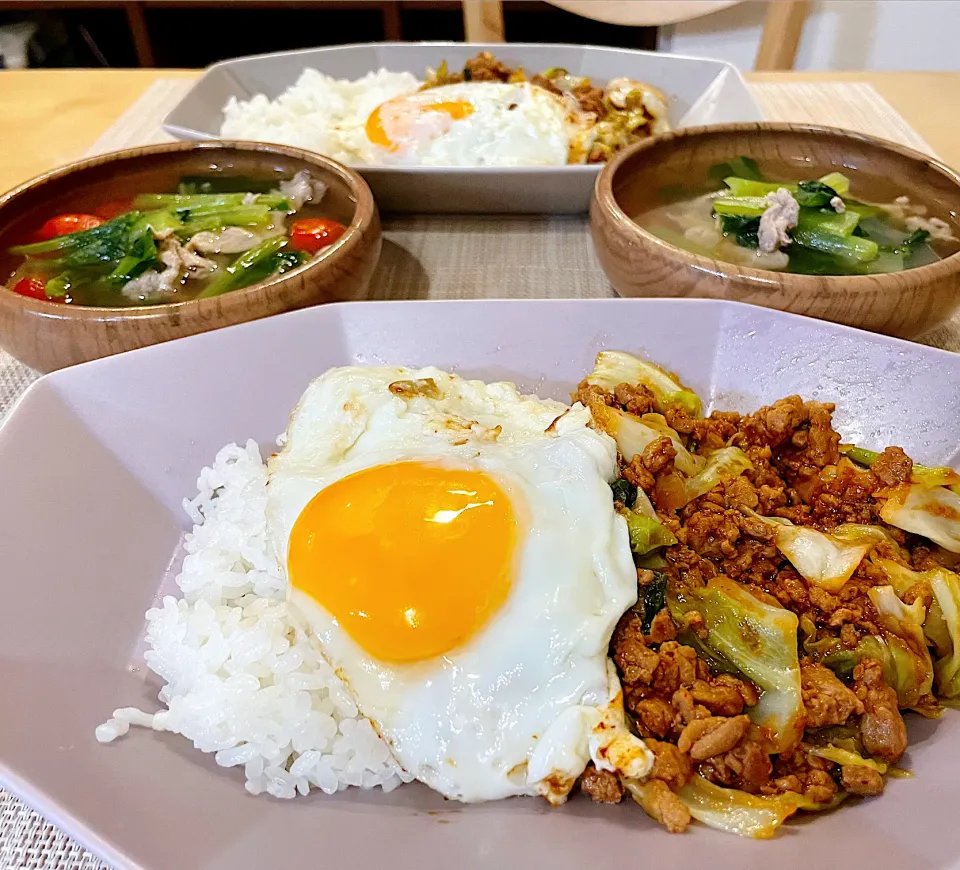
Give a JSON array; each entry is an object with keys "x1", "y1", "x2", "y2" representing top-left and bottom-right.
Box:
[{"x1": 0, "y1": 0, "x2": 409, "y2": 66}]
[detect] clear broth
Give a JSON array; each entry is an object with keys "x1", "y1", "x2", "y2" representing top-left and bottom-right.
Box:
[{"x1": 631, "y1": 165, "x2": 960, "y2": 276}]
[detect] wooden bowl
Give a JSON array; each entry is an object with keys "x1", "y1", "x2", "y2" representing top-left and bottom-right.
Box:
[
  {"x1": 590, "y1": 123, "x2": 960, "y2": 338},
  {"x1": 0, "y1": 141, "x2": 381, "y2": 372}
]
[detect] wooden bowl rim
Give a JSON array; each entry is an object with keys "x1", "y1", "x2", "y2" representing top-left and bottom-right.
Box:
[
  {"x1": 594, "y1": 121, "x2": 960, "y2": 289},
  {"x1": 0, "y1": 140, "x2": 377, "y2": 323}
]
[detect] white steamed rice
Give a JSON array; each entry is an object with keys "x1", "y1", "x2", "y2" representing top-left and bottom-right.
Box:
[
  {"x1": 220, "y1": 68, "x2": 421, "y2": 164},
  {"x1": 96, "y1": 440, "x2": 413, "y2": 799}
]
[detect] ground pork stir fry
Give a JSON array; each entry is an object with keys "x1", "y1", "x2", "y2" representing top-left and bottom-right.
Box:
[
  {"x1": 422, "y1": 52, "x2": 670, "y2": 163},
  {"x1": 571, "y1": 351, "x2": 960, "y2": 838}
]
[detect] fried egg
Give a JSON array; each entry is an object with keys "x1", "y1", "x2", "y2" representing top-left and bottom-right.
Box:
[
  {"x1": 362, "y1": 82, "x2": 594, "y2": 166},
  {"x1": 266, "y1": 366, "x2": 651, "y2": 803}
]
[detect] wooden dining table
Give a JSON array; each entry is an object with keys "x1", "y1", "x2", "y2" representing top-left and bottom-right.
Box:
[{"x1": 2, "y1": 68, "x2": 960, "y2": 194}]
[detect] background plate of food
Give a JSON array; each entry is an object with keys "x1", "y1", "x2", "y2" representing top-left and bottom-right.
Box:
[
  {"x1": 2, "y1": 298, "x2": 960, "y2": 869},
  {"x1": 163, "y1": 42, "x2": 762, "y2": 213}
]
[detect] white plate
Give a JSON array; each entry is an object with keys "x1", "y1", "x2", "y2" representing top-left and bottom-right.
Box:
[
  {"x1": 162, "y1": 42, "x2": 763, "y2": 214},
  {"x1": 2, "y1": 299, "x2": 960, "y2": 869}
]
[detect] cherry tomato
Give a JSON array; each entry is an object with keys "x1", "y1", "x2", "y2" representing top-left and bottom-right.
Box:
[
  {"x1": 289, "y1": 218, "x2": 347, "y2": 255},
  {"x1": 93, "y1": 200, "x2": 134, "y2": 221},
  {"x1": 11, "y1": 278, "x2": 51, "y2": 301},
  {"x1": 37, "y1": 213, "x2": 103, "y2": 241}
]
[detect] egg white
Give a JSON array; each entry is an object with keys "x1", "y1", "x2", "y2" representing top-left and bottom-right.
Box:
[
  {"x1": 362, "y1": 82, "x2": 594, "y2": 167},
  {"x1": 267, "y1": 366, "x2": 649, "y2": 803}
]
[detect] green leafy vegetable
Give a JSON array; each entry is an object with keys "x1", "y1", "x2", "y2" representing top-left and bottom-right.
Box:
[
  {"x1": 900, "y1": 228, "x2": 931, "y2": 254},
  {"x1": 709, "y1": 156, "x2": 763, "y2": 181},
  {"x1": 794, "y1": 180, "x2": 840, "y2": 209},
  {"x1": 134, "y1": 192, "x2": 290, "y2": 211},
  {"x1": 721, "y1": 177, "x2": 790, "y2": 197},
  {"x1": 177, "y1": 175, "x2": 280, "y2": 195},
  {"x1": 585, "y1": 350, "x2": 703, "y2": 418},
  {"x1": 796, "y1": 208, "x2": 860, "y2": 237},
  {"x1": 640, "y1": 572, "x2": 668, "y2": 633},
  {"x1": 668, "y1": 577, "x2": 804, "y2": 752},
  {"x1": 712, "y1": 196, "x2": 769, "y2": 218},
  {"x1": 718, "y1": 214, "x2": 761, "y2": 248},
  {"x1": 817, "y1": 171, "x2": 851, "y2": 195},
  {"x1": 44, "y1": 271, "x2": 77, "y2": 298},
  {"x1": 11, "y1": 213, "x2": 147, "y2": 273},
  {"x1": 611, "y1": 478, "x2": 638, "y2": 508},
  {"x1": 174, "y1": 205, "x2": 275, "y2": 238},
  {"x1": 106, "y1": 230, "x2": 158, "y2": 286},
  {"x1": 791, "y1": 228, "x2": 879, "y2": 263},
  {"x1": 197, "y1": 237, "x2": 296, "y2": 299},
  {"x1": 625, "y1": 513, "x2": 678, "y2": 556}
]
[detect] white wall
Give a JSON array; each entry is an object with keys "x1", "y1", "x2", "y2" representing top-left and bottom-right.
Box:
[{"x1": 659, "y1": 1, "x2": 960, "y2": 71}]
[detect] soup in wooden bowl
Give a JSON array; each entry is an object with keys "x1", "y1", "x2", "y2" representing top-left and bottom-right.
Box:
[
  {"x1": 0, "y1": 141, "x2": 381, "y2": 372},
  {"x1": 590, "y1": 123, "x2": 960, "y2": 338}
]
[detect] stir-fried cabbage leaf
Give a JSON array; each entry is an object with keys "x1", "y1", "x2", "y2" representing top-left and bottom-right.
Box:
[
  {"x1": 765, "y1": 517, "x2": 886, "y2": 591},
  {"x1": 668, "y1": 577, "x2": 804, "y2": 752},
  {"x1": 654, "y1": 446, "x2": 753, "y2": 513},
  {"x1": 591, "y1": 405, "x2": 703, "y2": 475},
  {"x1": 876, "y1": 558, "x2": 952, "y2": 656},
  {"x1": 624, "y1": 513, "x2": 678, "y2": 555},
  {"x1": 866, "y1": 585, "x2": 935, "y2": 708},
  {"x1": 679, "y1": 446, "x2": 754, "y2": 507},
  {"x1": 880, "y1": 484, "x2": 960, "y2": 553},
  {"x1": 807, "y1": 744, "x2": 888, "y2": 773},
  {"x1": 627, "y1": 775, "x2": 841, "y2": 839},
  {"x1": 928, "y1": 568, "x2": 960, "y2": 698},
  {"x1": 586, "y1": 350, "x2": 703, "y2": 417}
]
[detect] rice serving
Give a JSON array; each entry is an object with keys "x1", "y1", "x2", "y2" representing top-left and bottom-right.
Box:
[
  {"x1": 220, "y1": 69, "x2": 421, "y2": 164},
  {"x1": 96, "y1": 440, "x2": 413, "y2": 798}
]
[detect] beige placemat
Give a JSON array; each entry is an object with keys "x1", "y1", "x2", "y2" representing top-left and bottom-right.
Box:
[{"x1": 0, "y1": 77, "x2": 957, "y2": 870}]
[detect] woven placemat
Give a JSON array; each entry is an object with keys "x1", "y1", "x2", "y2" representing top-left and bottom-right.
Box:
[{"x1": 0, "y1": 76, "x2": 955, "y2": 870}]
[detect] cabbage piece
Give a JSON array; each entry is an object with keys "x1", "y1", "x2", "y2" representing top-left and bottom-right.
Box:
[
  {"x1": 668, "y1": 577, "x2": 804, "y2": 752},
  {"x1": 803, "y1": 575, "x2": 936, "y2": 711},
  {"x1": 586, "y1": 350, "x2": 703, "y2": 417},
  {"x1": 928, "y1": 569, "x2": 960, "y2": 698},
  {"x1": 875, "y1": 558, "x2": 952, "y2": 656},
  {"x1": 627, "y1": 775, "x2": 840, "y2": 839},
  {"x1": 866, "y1": 585, "x2": 934, "y2": 708},
  {"x1": 591, "y1": 405, "x2": 703, "y2": 475},
  {"x1": 880, "y1": 483, "x2": 960, "y2": 553},
  {"x1": 807, "y1": 744, "x2": 888, "y2": 774},
  {"x1": 856, "y1": 639, "x2": 933, "y2": 712},
  {"x1": 809, "y1": 629, "x2": 934, "y2": 711},
  {"x1": 624, "y1": 512, "x2": 678, "y2": 556},
  {"x1": 746, "y1": 511, "x2": 885, "y2": 592},
  {"x1": 679, "y1": 446, "x2": 754, "y2": 506}
]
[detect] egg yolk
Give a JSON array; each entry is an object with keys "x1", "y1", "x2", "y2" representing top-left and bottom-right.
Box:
[
  {"x1": 365, "y1": 98, "x2": 475, "y2": 151},
  {"x1": 288, "y1": 462, "x2": 517, "y2": 662}
]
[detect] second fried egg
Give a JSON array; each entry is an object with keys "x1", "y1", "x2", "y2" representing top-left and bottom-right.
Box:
[{"x1": 362, "y1": 82, "x2": 594, "y2": 166}]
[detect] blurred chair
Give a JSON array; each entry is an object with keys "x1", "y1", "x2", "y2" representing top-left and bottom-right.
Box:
[{"x1": 461, "y1": 1, "x2": 811, "y2": 71}]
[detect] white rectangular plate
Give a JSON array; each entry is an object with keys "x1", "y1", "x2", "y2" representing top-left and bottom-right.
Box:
[{"x1": 162, "y1": 42, "x2": 763, "y2": 213}]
